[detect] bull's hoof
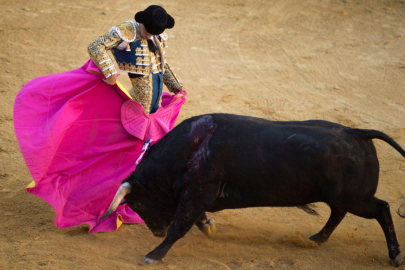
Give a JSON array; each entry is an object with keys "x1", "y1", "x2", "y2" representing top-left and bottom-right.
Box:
[
  {"x1": 309, "y1": 233, "x2": 327, "y2": 245},
  {"x1": 390, "y1": 252, "x2": 403, "y2": 267},
  {"x1": 202, "y1": 219, "x2": 216, "y2": 237},
  {"x1": 142, "y1": 257, "x2": 161, "y2": 265}
]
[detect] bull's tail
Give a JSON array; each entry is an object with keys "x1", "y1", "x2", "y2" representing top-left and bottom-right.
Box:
[
  {"x1": 355, "y1": 129, "x2": 405, "y2": 218},
  {"x1": 355, "y1": 129, "x2": 405, "y2": 158}
]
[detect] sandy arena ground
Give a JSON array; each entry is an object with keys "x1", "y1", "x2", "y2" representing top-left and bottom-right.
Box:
[{"x1": 1, "y1": 0, "x2": 405, "y2": 269}]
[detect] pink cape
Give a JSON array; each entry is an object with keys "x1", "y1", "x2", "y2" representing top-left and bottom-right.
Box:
[{"x1": 13, "y1": 59, "x2": 186, "y2": 233}]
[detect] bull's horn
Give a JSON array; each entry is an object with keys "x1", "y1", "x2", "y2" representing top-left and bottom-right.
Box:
[{"x1": 100, "y1": 182, "x2": 131, "y2": 219}]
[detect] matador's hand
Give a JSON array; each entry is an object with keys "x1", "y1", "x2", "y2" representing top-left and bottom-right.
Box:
[
  {"x1": 174, "y1": 86, "x2": 183, "y2": 94},
  {"x1": 103, "y1": 74, "x2": 117, "y2": 85}
]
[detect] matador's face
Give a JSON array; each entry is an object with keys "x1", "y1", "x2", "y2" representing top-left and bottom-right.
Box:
[{"x1": 139, "y1": 23, "x2": 153, "y2": 40}]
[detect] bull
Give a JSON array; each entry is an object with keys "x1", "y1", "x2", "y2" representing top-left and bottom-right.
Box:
[{"x1": 102, "y1": 113, "x2": 405, "y2": 266}]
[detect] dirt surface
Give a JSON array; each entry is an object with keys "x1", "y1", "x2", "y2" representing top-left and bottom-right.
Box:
[{"x1": 1, "y1": 0, "x2": 405, "y2": 269}]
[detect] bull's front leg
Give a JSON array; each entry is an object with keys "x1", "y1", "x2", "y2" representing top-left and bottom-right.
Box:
[
  {"x1": 142, "y1": 189, "x2": 207, "y2": 264},
  {"x1": 195, "y1": 212, "x2": 216, "y2": 237}
]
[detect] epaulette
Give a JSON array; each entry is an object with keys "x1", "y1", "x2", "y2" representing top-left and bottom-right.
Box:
[
  {"x1": 109, "y1": 21, "x2": 137, "y2": 42},
  {"x1": 159, "y1": 31, "x2": 168, "y2": 49},
  {"x1": 159, "y1": 31, "x2": 168, "y2": 41}
]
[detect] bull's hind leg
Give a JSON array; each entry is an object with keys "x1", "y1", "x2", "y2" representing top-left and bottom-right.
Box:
[
  {"x1": 195, "y1": 212, "x2": 216, "y2": 237},
  {"x1": 347, "y1": 197, "x2": 402, "y2": 267},
  {"x1": 310, "y1": 207, "x2": 347, "y2": 244}
]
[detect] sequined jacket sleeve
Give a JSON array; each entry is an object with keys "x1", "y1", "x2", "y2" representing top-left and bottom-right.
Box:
[
  {"x1": 87, "y1": 30, "x2": 122, "y2": 78},
  {"x1": 163, "y1": 63, "x2": 182, "y2": 93}
]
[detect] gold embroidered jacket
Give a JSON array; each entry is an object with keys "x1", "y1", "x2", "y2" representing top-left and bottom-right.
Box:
[{"x1": 88, "y1": 21, "x2": 182, "y2": 112}]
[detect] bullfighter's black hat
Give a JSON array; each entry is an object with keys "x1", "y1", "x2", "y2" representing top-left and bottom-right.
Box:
[{"x1": 135, "y1": 5, "x2": 175, "y2": 35}]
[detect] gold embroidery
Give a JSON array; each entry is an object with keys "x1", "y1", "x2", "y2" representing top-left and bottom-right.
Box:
[
  {"x1": 156, "y1": 38, "x2": 166, "y2": 67},
  {"x1": 141, "y1": 39, "x2": 148, "y2": 46},
  {"x1": 129, "y1": 75, "x2": 153, "y2": 114},
  {"x1": 98, "y1": 54, "x2": 111, "y2": 63},
  {"x1": 136, "y1": 57, "x2": 150, "y2": 66},
  {"x1": 136, "y1": 66, "x2": 145, "y2": 74},
  {"x1": 163, "y1": 63, "x2": 181, "y2": 93},
  {"x1": 135, "y1": 47, "x2": 149, "y2": 56},
  {"x1": 129, "y1": 64, "x2": 136, "y2": 72},
  {"x1": 104, "y1": 66, "x2": 116, "y2": 77},
  {"x1": 114, "y1": 21, "x2": 136, "y2": 41},
  {"x1": 159, "y1": 32, "x2": 168, "y2": 41},
  {"x1": 88, "y1": 30, "x2": 122, "y2": 77},
  {"x1": 99, "y1": 60, "x2": 114, "y2": 71}
]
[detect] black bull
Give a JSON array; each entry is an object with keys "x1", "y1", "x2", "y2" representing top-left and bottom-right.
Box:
[{"x1": 102, "y1": 114, "x2": 405, "y2": 266}]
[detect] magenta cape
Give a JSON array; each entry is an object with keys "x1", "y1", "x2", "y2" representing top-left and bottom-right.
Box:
[{"x1": 13, "y1": 59, "x2": 186, "y2": 233}]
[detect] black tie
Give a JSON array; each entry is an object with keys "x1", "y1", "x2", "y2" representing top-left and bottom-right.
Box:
[{"x1": 147, "y1": 39, "x2": 158, "y2": 54}]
